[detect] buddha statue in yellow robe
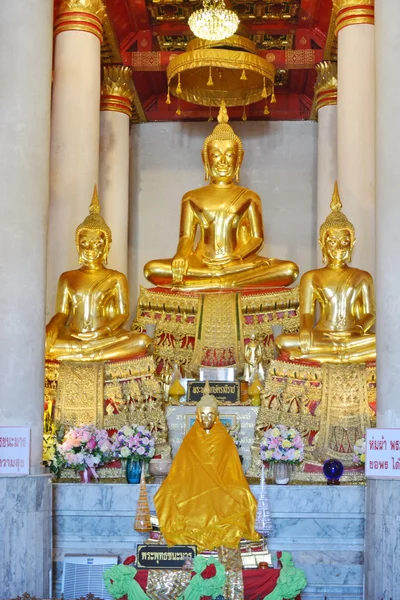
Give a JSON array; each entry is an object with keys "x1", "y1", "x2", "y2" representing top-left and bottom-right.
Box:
[
  {"x1": 154, "y1": 394, "x2": 260, "y2": 551},
  {"x1": 144, "y1": 102, "x2": 298, "y2": 290},
  {"x1": 45, "y1": 188, "x2": 150, "y2": 362},
  {"x1": 275, "y1": 183, "x2": 376, "y2": 364}
]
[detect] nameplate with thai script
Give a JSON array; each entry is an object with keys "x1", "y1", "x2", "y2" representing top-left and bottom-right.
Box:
[
  {"x1": 136, "y1": 545, "x2": 197, "y2": 569},
  {"x1": 0, "y1": 427, "x2": 30, "y2": 474},
  {"x1": 187, "y1": 381, "x2": 240, "y2": 403},
  {"x1": 366, "y1": 428, "x2": 400, "y2": 479}
]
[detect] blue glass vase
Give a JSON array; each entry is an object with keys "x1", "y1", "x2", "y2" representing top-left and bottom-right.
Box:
[{"x1": 126, "y1": 459, "x2": 142, "y2": 484}]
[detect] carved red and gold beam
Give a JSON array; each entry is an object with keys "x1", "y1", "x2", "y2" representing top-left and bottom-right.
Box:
[{"x1": 122, "y1": 49, "x2": 324, "y2": 72}]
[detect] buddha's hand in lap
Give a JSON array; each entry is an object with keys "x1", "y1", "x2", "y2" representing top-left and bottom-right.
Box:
[
  {"x1": 72, "y1": 327, "x2": 111, "y2": 341},
  {"x1": 299, "y1": 330, "x2": 312, "y2": 354},
  {"x1": 46, "y1": 324, "x2": 59, "y2": 353},
  {"x1": 172, "y1": 255, "x2": 189, "y2": 284}
]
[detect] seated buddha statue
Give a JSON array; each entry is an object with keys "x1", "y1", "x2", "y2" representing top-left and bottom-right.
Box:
[
  {"x1": 144, "y1": 101, "x2": 298, "y2": 290},
  {"x1": 45, "y1": 188, "x2": 150, "y2": 362},
  {"x1": 275, "y1": 183, "x2": 376, "y2": 364},
  {"x1": 154, "y1": 394, "x2": 260, "y2": 551}
]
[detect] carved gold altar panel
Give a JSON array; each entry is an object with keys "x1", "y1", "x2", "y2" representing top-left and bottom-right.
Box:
[
  {"x1": 45, "y1": 355, "x2": 170, "y2": 458},
  {"x1": 247, "y1": 358, "x2": 376, "y2": 480},
  {"x1": 134, "y1": 286, "x2": 300, "y2": 375},
  {"x1": 55, "y1": 362, "x2": 104, "y2": 427}
]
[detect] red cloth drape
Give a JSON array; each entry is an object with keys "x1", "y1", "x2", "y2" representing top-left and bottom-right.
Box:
[{"x1": 134, "y1": 568, "x2": 301, "y2": 600}]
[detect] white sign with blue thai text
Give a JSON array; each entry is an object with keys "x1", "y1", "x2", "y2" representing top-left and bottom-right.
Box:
[
  {"x1": 0, "y1": 427, "x2": 30, "y2": 474},
  {"x1": 366, "y1": 428, "x2": 400, "y2": 479}
]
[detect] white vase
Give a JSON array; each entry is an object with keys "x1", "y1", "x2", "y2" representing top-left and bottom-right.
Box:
[{"x1": 273, "y1": 462, "x2": 291, "y2": 485}]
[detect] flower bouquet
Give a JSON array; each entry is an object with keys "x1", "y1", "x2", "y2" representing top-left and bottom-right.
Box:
[
  {"x1": 260, "y1": 424, "x2": 304, "y2": 484},
  {"x1": 58, "y1": 425, "x2": 114, "y2": 481},
  {"x1": 112, "y1": 425, "x2": 156, "y2": 483},
  {"x1": 112, "y1": 425, "x2": 156, "y2": 461},
  {"x1": 43, "y1": 427, "x2": 65, "y2": 478},
  {"x1": 353, "y1": 437, "x2": 366, "y2": 466}
]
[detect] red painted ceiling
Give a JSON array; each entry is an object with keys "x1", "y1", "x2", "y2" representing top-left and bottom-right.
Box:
[{"x1": 56, "y1": 0, "x2": 335, "y2": 121}]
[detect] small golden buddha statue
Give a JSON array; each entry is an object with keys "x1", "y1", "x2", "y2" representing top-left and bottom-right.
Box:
[
  {"x1": 244, "y1": 334, "x2": 264, "y2": 383},
  {"x1": 275, "y1": 183, "x2": 376, "y2": 364},
  {"x1": 144, "y1": 101, "x2": 298, "y2": 290},
  {"x1": 154, "y1": 394, "x2": 260, "y2": 551},
  {"x1": 46, "y1": 188, "x2": 150, "y2": 361}
]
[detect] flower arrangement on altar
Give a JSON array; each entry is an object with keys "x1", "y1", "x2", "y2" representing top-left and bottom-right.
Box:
[
  {"x1": 112, "y1": 425, "x2": 156, "y2": 462},
  {"x1": 59, "y1": 425, "x2": 114, "y2": 471},
  {"x1": 353, "y1": 437, "x2": 366, "y2": 466},
  {"x1": 260, "y1": 424, "x2": 304, "y2": 464},
  {"x1": 44, "y1": 425, "x2": 114, "y2": 478}
]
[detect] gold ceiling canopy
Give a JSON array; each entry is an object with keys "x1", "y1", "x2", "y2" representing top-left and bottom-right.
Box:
[{"x1": 166, "y1": 34, "x2": 276, "y2": 112}]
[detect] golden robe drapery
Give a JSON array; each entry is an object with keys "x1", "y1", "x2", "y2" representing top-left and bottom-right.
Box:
[{"x1": 154, "y1": 418, "x2": 260, "y2": 551}]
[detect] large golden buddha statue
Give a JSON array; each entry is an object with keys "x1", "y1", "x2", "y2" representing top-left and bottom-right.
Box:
[
  {"x1": 154, "y1": 394, "x2": 260, "y2": 551},
  {"x1": 275, "y1": 183, "x2": 376, "y2": 364},
  {"x1": 46, "y1": 188, "x2": 150, "y2": 361},
  {"x1": 144, "y1": 102, "x2": 298, "y2": 290}
]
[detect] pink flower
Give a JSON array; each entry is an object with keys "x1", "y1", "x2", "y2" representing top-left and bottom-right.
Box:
[
  {"x1": 293, "y1": 435, "x2": 303, "y2": 448},
  {"x1": 87, "y1": 438, "x2": 97, "y2": 450}
]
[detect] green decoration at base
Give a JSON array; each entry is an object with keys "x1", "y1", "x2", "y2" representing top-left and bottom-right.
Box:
[
  {"x1": 103, "y1": 564, "x2": 151, "y2": 600},
  {"x1": 178, "y1": 556, "x2": 226, "y2": 600},
  {"x1": 264, "y1": 552, "x2": 307, "y2": 600}
]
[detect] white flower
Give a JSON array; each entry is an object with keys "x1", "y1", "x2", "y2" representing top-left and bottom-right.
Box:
[
  {"x1": 121, "y1": 446, "x2": 131, "y2": 458},
  {"x1": 137, "y1": 446, "x2": 145, "y2": 455}
]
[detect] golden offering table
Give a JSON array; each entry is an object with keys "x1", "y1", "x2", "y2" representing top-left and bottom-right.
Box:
[
  {"x1": 45, "y1": 354, "x2": 170, "y2": 460},
  {"x1": 248, "y1": 358, "x2": 376, "y2": 482},
  {"x1": 134, "y1": 285, "x2": 300, "y2": 375}
]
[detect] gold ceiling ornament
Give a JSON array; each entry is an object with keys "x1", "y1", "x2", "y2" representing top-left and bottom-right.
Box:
[
  {"x1": 55, "y1": 0, "x2": 105, "y2": 42},
  {"x1": 166, "y1": 34, "x2": 275, "y2": 110},
  {"x1": 101, "y1": 66, "x2": 135, "y2": 117},
  {"x1": 333, "y1": 0, "x2": 374, "y2": 35},
  {"x1": 314, "y1": 61, "x2": 337, "y2": 113},
  {"x1": 188, "y1": 0, "x2": 239, "y2": 42}
]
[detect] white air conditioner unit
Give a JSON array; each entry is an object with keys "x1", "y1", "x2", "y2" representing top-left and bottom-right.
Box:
[{"x1": 62, "y1": 554, "x2": 119, "y2": 600}]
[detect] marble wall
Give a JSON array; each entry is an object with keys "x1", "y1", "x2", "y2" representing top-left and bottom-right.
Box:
[
  {"x1": 53, "y1": 483, "x2": 364, "y2": 600},
  {"x1": 0, "y1": 475, "x2": 52, "y2": 599},
  {"x1": 128, "y1": 121, "x2": 317, "y2": 316}
]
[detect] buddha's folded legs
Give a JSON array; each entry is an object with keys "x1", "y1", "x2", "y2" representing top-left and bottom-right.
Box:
[
  {"x1": 276, "y1": 331, "x2": 376, "y2": 364},
  {"x1": 46, "y1": 330, "x2": 150, "y2": 362},
  {"x1": 144, "y1": 257, "x2": 298, "y2": 289}
]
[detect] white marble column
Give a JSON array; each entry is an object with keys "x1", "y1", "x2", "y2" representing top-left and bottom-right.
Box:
[
  {"x1": 335, "y1": 0, "x2": 375, "y2": 277},
  {"x1": 315, "y1": 61, "x2": 338, "y2": 266},
  {"x1": 365, "y1": 2, "x2": 400, "y2": 597},
  {"x1": 0, "y1": 0, "x2": 52, "y2": 471},
  {"x1": 46, "y1": 0, "x2": 104, "y2": 314},
  {"x1": 0, "y1": 3, "x2": 53, "y2": 596},
  {"x1": 99, "y1": 66, "x2": 134, "y2": 275}
]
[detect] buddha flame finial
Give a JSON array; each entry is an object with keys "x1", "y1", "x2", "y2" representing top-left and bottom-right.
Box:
[
  {"x1": 319, "y1": 181, "x2": 355, "y2": 242},
  {"x1": 89, "y1": 184, "x2": 101, "y2": 215},
  {"x1": 217, "y1": 99, "x2": 229, "y2": 124},
  {"x1": 75, "y1": 185, "x2": 112, "y2": 248},
  {"x1": 330, "y1": 180, "x2": 342, "y2": 213}
]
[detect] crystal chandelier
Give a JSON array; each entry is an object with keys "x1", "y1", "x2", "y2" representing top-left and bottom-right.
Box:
[{"x1": 188, "y1": 0, "x2": 239, "y2": 42}]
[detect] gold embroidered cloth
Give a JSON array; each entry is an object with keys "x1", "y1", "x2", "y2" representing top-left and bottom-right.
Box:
[
  {"x1": 248, "y1": 358, "x2": 376, "y2": 478},
  {"x1": 134, "y1": 286, "x2": 299, "y2": 374}
]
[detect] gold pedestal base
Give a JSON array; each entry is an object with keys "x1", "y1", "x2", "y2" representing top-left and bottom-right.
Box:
[{"x1": 248, "y1": 358, "x2": 376, "y2": 482}]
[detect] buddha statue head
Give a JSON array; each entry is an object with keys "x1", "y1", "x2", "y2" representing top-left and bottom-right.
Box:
[
  {"x1": 75, "y1": 186, "x2": 112, "y2": 267},
  {"x1": 319, "y1": 182, "x2": 356, "y2": 265},
  {"x1": 202, "y1": 100, "x2": 243, "y2": 183},
  {"x1": 196, "y1": 393, "x2": 218, "y2": 433}
]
